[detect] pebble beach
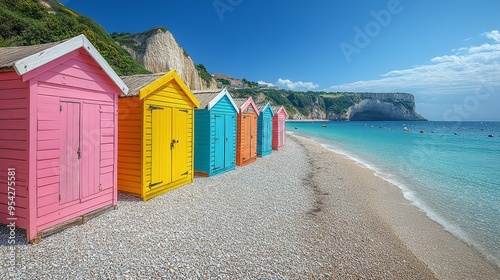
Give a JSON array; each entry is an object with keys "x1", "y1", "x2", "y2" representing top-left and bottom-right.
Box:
[{"x1": 1, "y1": 134, "x2": 499, "y2": 279}]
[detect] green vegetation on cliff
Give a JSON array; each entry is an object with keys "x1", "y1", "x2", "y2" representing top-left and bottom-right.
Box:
[
  {"x1": 0, "y1": 0, "x2": 149, "y2": 76},
  {"x1": 195, "y1": 64, "x2": 212, "y2": 87},
  {"x1": 229, "y1": 88, "x2": 362, "y2": 116}
]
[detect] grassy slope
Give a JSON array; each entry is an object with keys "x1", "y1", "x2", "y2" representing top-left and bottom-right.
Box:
[
  {"x1": 0, "y1": 0, "x2": 149, "y2": 76},
  {"x1": 229, "y1": 88, "x2": 363, "y2": 116}
]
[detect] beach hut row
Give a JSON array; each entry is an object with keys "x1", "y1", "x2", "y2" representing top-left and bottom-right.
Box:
[{"x1": 0, "y1": 34, "x2": 288, "y2": 242}]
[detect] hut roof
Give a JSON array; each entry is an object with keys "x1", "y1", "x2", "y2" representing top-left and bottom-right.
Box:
[
  {"x1": 233, "y1": 96, "x2": 260, "y2": 115},
  {"x1": 258, "y1": 102, "x2": 275, "y2": 116},
  {"x1": 120, "y1": 70, "x2": 200, "y2": 108},
  {"x1": 193, "y1": 88, "x2": 238, "y2": 111},
  {"x1": 233, "y1": 98, "x2": 249, "y2": 107},
  {"x1": 0, "y1": 34, "x2": 128, "y2": 94},
  {"x1": 192, "y1": 91, "x2": 220, "y2": 109},
  {"x1": 0, "y1": 42, "x2": 59, "y2": 70},
  {"x1": 272, "y1": 105, "x2": 288, "y2": 116},
  {"x1": 120, "y1": 73, "x2": 165, "y2": 96}
]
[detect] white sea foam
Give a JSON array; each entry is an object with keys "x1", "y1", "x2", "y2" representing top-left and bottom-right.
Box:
[{"x1": 315, "y1": 138, "x2": 500, "y2": 267}]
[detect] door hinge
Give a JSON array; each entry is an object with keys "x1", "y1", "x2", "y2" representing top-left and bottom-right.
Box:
[
  {"x1": 77, "y1": 146, "x2": 81, "y2": 159},
  {"x1": 149, "y1": 181, "x2": 163, "y2": 189},
  {"x1": 60, "y1": 105, "x2": 62, "y2": 112},
  {"x1": 149, "y1": 105, "x2": 164, "y2": 111},
  {"x1": 179, "y1": 109, "x2": 188, "y2": 113},
  {"x1": 59, "y1": 194, "x2": 61, "y2": 202}
]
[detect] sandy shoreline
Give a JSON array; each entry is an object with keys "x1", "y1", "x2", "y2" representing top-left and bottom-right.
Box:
[
  {"x1": 1, "y1": 134, "x2": 498, "y2": 279},
  {"x1": 290, "y1": 134, "x2": 500, "y2": 279}
]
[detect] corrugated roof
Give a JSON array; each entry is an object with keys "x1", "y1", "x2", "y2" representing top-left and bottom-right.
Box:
[
  {"x1": 192, "y1": 92, "x2": 220, "y2": 109},
  {"x1": 120, "y1": 73, "x2": 166, "y2": 96},
  {"x1": 0, "y1": 41, "x2": 61, "y2": 71}
]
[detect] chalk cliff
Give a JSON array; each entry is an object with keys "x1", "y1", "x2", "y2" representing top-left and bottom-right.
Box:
[
  {"x1": 230, "y1": 89, "x2": 426, "y2": 121},
  {"x1": 114, "y1": 28, "x2": 217, "y2": 90},
  {"x1": 332, "y1": 93, "x2": 427, "y2": 121}
]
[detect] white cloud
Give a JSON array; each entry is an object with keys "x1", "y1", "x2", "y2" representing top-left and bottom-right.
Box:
[
  {"x1": 257, "y1": 80, "x2": 275, "y2": 87},
  {"x1": 329, "y1": 31, "x2": 500, "y2": 96},
  {"x1": 277, "y1": 78, "x2": 319, "y2": 91},
  {"x1": 484, "y1": 30, "x2": 500, "y2": 42}
]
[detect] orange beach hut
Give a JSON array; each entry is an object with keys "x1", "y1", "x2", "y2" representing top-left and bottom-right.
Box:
[
  {"x1": 233, "y1": 97, "x2": 259, "y2": 166},
  {"x1": 117, "y1": 70, "x2": 200, "y2": 201}
]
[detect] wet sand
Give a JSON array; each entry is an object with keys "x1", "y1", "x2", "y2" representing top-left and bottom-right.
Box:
[{"x1": 291, "y1": 133, "x2": 500, "y2": 279}]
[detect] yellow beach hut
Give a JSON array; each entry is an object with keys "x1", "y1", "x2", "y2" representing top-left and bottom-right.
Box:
[{"x1": 118, "y1": 70, "x2": 200, "y2": 201}]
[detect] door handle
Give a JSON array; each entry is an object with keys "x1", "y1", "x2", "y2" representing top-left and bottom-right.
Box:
[
  {"x1": 170, "y1": 139, "x2": 179, "y2": 149},
  {"x1": 77, "y1": 147, "x2": 81, "y2": 159}
]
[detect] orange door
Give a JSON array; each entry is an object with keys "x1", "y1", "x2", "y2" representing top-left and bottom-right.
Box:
[{"x1": 243, "y1": 115, "x2": 252, "y2": 161}]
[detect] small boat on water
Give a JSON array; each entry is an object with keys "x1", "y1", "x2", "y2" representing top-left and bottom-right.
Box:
[
  {"x1": 488, "y1": 134, "x2": 494, "y2": 138},
  {"x1": 322, "y1": 124, "x2": 327, "y2": 127},
  {"x1": 420, "y1": 130, "x2": 424, "y2": 133},
  {"x1": 404, "y1": 127, "x2": 409, "y2": 132}
]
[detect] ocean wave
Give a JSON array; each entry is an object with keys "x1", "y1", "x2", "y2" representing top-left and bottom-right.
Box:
[{"x1": 316, "y1": 139, "x2": 499, "y2": 267}]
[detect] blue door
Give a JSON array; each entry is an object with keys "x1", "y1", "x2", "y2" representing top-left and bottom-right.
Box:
[
  {"x1": 224, "y1": 115, "x2": 235, "y2": 168},
  {"x1": 264, "y1": 117, "x2": 272, "y2": 154}
]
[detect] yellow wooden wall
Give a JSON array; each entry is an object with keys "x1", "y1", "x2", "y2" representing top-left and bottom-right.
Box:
[
  {"x1": 118, "y1": 73, "x2": 197, "y2": 201},
  {"x1": 141, "y1": 82, "x2": 195, "y2": 201}
]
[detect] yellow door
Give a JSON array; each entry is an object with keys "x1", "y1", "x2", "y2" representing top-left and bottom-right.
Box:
[
  {"x1": 171, "y1": 108, "x2": 189, "y2": 182},
  {"x1": 150, "y1": 105, "x2": 171, "y2": 188}
]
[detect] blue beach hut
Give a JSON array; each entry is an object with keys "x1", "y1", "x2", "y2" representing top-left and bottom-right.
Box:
[
  {"x1": 257, "y1": 102, "x2": 274, "y2": 157},
  {"x1": 193, "y1": 88, "x2": 238, "y2": 176}
]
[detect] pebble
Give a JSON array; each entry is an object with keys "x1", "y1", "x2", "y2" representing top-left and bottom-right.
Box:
[{"x1": 0, "y1": 136, "x2": 314, "y2": 279}]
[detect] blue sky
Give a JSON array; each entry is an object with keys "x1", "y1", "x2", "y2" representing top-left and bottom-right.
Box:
[{"x1": 63, "y1": 0, "x2": 500, "y2": 121}]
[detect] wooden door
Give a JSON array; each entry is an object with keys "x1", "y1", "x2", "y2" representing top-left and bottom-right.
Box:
[
  {"x1": 243, "y1": 115, "x2": 252, "y2": 161},
  {"x1": 213, "y1": 114, "x2": 224, "y2": 171},
  {"x1": 264, "y1": 117, "x2": 272, "y2": 153},
  {"x1": 59, "y1": 102, "x2": 81, "y2": 204},
  {"x1": 150, "y1": 105, "x2": 171, "y2": 187},
  {"x1": 81, "y1": 103, "x2": 101, "y2": 198},
  {"x1": 224, "y1": 115, "x2": 235, "y2": 168},
  {"x1": 171, "y1": 108, "x2": 189, "y2": 182}
]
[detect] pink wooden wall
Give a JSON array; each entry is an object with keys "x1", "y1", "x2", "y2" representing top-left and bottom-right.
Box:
[
  {"x1": 272, "y1": 108, "x2": 287, "y2": 150},
  {"x1": 0, "y1": 49, "x2": 120, "y2": 241},
  {"x1": 0, "y1": 72, "x2": 30, "y2": 229}
]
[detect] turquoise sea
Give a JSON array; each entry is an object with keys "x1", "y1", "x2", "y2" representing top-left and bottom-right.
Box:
[{"x1": 287, "y1": 121, "x2": 500, "y2": 266}]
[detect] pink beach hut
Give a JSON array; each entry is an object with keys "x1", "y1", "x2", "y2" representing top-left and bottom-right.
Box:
[
  {"x1": 272, "y1": 105, "x2": 288, "y2": 150},
  {"x1": 0, "y1": 35, "x2": 127, "y2": 242}
]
